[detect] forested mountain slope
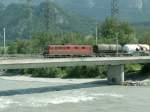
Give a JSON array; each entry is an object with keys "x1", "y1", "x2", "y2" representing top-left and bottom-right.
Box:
[{"x1": 0, "y1": 1, "x2": 94, "y2": 41}]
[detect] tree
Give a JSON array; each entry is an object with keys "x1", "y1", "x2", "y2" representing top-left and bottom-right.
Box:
[
  {"x1": 7, "y1": 42, "x2": 18, "y2": 54},
  {"x1": 99, "y1": 17, "x2": 119, "y2": 38},
  {"x1": 118, "y1": 22, "x2": 137, "y2": 45},
  {"x1": 99, "y1": 17, "x2": 137, "y2": 45},
  {"x1": 139, "y1": 32, "x2": 150, "y2": 44}
]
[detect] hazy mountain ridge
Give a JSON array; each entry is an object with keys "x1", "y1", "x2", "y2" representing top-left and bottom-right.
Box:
[
  {"x1": 2, "y1": 0, "x2": 150, "y2": 22},
  {"x1": 0, "y1": 1, "x2": 94, "y2": 41},
  {"x1": 53, "y1": 0, "x2": 150, "y2": 22}
]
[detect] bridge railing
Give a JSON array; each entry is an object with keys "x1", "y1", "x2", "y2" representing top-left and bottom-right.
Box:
[
  {"x1": 0, "y1": 54, "x2": 43, "y2": 60},
  {"x1": 0, "y1": 53, "x2": 148, "y2": 60}
]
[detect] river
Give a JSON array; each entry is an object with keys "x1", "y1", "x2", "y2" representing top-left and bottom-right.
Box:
[{"x1": 0, "y1": 77, "x2": 149, "y2": 112}]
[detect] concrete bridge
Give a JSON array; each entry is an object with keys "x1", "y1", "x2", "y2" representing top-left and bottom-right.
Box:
[{"x1": 0, "y1": 56, "x2": 150, "y2": 85}]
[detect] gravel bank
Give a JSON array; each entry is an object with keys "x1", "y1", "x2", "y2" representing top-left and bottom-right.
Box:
[
  {"x1": 124, "y1": 79, "x2": 150, "y2": 86},
  {"x1": 0, "y1": 75, "x2": 149, "y2": 86},
  {"x1": 0, "y1": 75, "x2": 106, "y2": 84}
]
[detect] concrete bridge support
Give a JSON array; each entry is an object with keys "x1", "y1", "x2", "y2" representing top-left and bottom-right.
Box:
[{"x1": 107, "y1": 65, "x2": 124, "y2": 85}]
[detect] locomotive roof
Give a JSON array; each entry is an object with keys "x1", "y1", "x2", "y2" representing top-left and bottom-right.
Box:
[{"x1": 47, "y1": 45, "x2": 92, "y2": 46}]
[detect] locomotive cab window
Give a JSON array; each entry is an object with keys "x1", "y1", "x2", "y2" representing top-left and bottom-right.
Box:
[
  {"x1": 82, "y1": 47, "x2": 85, "y2": 49},
  {"x1": 75, "y1": 47, "x2": 78, "y2": 49},
  {"x1": 67, "y1": 47, "x2": 70, "y2": 49}
]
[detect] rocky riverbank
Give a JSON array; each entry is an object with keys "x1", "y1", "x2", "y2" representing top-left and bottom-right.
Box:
[
  {"x1": 0, "y1": 75, "x2": 105, "y2": 84},
  {"x1": 124, "y1": 79, "x2": 150, "y2": 86},
  {"x1": 0, "y1": 73, "x2": 150, "y2": 86}
]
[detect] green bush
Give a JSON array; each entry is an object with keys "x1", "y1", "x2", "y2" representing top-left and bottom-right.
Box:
[
  {"x1": 65, "y1": 66, "x2": 107, "y2": 78},
  {"x1": 125, "y1": 64, "x2": 141, "y2": 73},
  {"x1": 10, "y1": 66, "x2": 107, "y2": 78}
]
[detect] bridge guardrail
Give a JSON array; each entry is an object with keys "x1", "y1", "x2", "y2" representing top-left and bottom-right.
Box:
[
  {"x1": 0, "y1": 53, "x2": 148, "y2": 60},
  {"x1": 0, "y1": 54, "x2": 43, "y2": 60}
]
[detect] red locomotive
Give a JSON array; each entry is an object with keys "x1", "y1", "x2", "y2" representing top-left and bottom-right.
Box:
[{"x1": 43, "y1": 45, "x2": 93, "y2": 57}]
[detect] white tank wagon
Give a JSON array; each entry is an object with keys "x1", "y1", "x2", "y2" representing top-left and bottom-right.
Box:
[
  {"x1": 138, "y1": 44, "x2": 150, "y2": 51},
  {"x1": 123, "y1": 44, "x2": 150, "y2": 56}
]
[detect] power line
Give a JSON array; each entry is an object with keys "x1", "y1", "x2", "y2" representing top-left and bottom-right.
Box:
[
  {"x1": 26, "y1": 0, "x2": 33, "y2": 38},
  {"x1": 111, "y1": 0, "x2": 119, "y2": 56},
  {"x1": 111, "y1": 0, "x2": 119, "y2": 17},
  {"x1": 44, "y1": 0, "x2": 52, "y2": 31},
  {"x1": 44, "y1": 0, "x2": 57, "y2": 32},
  {"x1": 3, "y1": 28, "x2": 6, "y2": 55}
]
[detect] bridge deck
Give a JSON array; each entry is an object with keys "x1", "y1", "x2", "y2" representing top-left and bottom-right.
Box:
[{"x1": 0, "y1": 56, "x2": 150, "y2": 69}]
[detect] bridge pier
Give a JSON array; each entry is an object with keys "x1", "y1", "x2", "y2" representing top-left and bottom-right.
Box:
[{"x1": 107, "y1": 65, "x2": 124, "y2": 85}]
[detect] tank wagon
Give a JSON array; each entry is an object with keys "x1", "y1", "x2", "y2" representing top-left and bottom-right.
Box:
[
  {"x1": 123, "y1": 44, "x2": 150, "y2": 56},
  {"x1": 43, "y1": 44, "x2": 150, "y2": 58},
  {"x1": 93, "y1": 44, "x2": 122, "y2": 56}
]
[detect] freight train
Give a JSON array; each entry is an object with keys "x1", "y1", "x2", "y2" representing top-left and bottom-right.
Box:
[{"x1": 43, "y1": 44, "x2": 150, "y2": 58}]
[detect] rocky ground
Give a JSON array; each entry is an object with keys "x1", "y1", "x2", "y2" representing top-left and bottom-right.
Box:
[
  {"x1": 0, "y1": 71, "x2": 150, "y2": 86},
  {"x1": 1, "y1": 75, "x2": 150, "y2": 86},
  {"x1": 124, "y1": 79, "x2": 150, "y2": 86},
  {"x1": 0, "y1": 75, "x2": 106, "y2": 85}
]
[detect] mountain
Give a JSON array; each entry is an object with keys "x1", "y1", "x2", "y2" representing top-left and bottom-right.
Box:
[
  {"x1": 1, "y1": 0, "x2": 150, "y2": 41},
  {"x1": 1, "y1": 0, "x2": 43, "y2": 5},
  {"x1": 2, "y1": 0, "x2": 150, "y2": 22},
  {"x1": 53, "y1": 0, "x2": 150, "y2": 22},
  {"x1": 0, "y1": 1, "x2": 94, "y2": 41}
]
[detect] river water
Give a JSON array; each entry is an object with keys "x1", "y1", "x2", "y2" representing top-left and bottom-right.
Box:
[{"x1": 0, "y1": 78, "x2": 150, "y2": 112}]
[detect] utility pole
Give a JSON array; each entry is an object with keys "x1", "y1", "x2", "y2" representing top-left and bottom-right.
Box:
[
  {"x1": 3, "y1": 28, "x2": 6, "y2": 55},
  {"x1": 115, "y1": 33, "x2": 119, "y2": 56},
  {"x1": 111, "y1": 0, "x2": 119, "y2": 56},
  {"x1": 111, "y1": 0, "x2": 119, "y2": 17},
  {"x1": 95, "y1": 24, "x2": 98, "y2": 45}
]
